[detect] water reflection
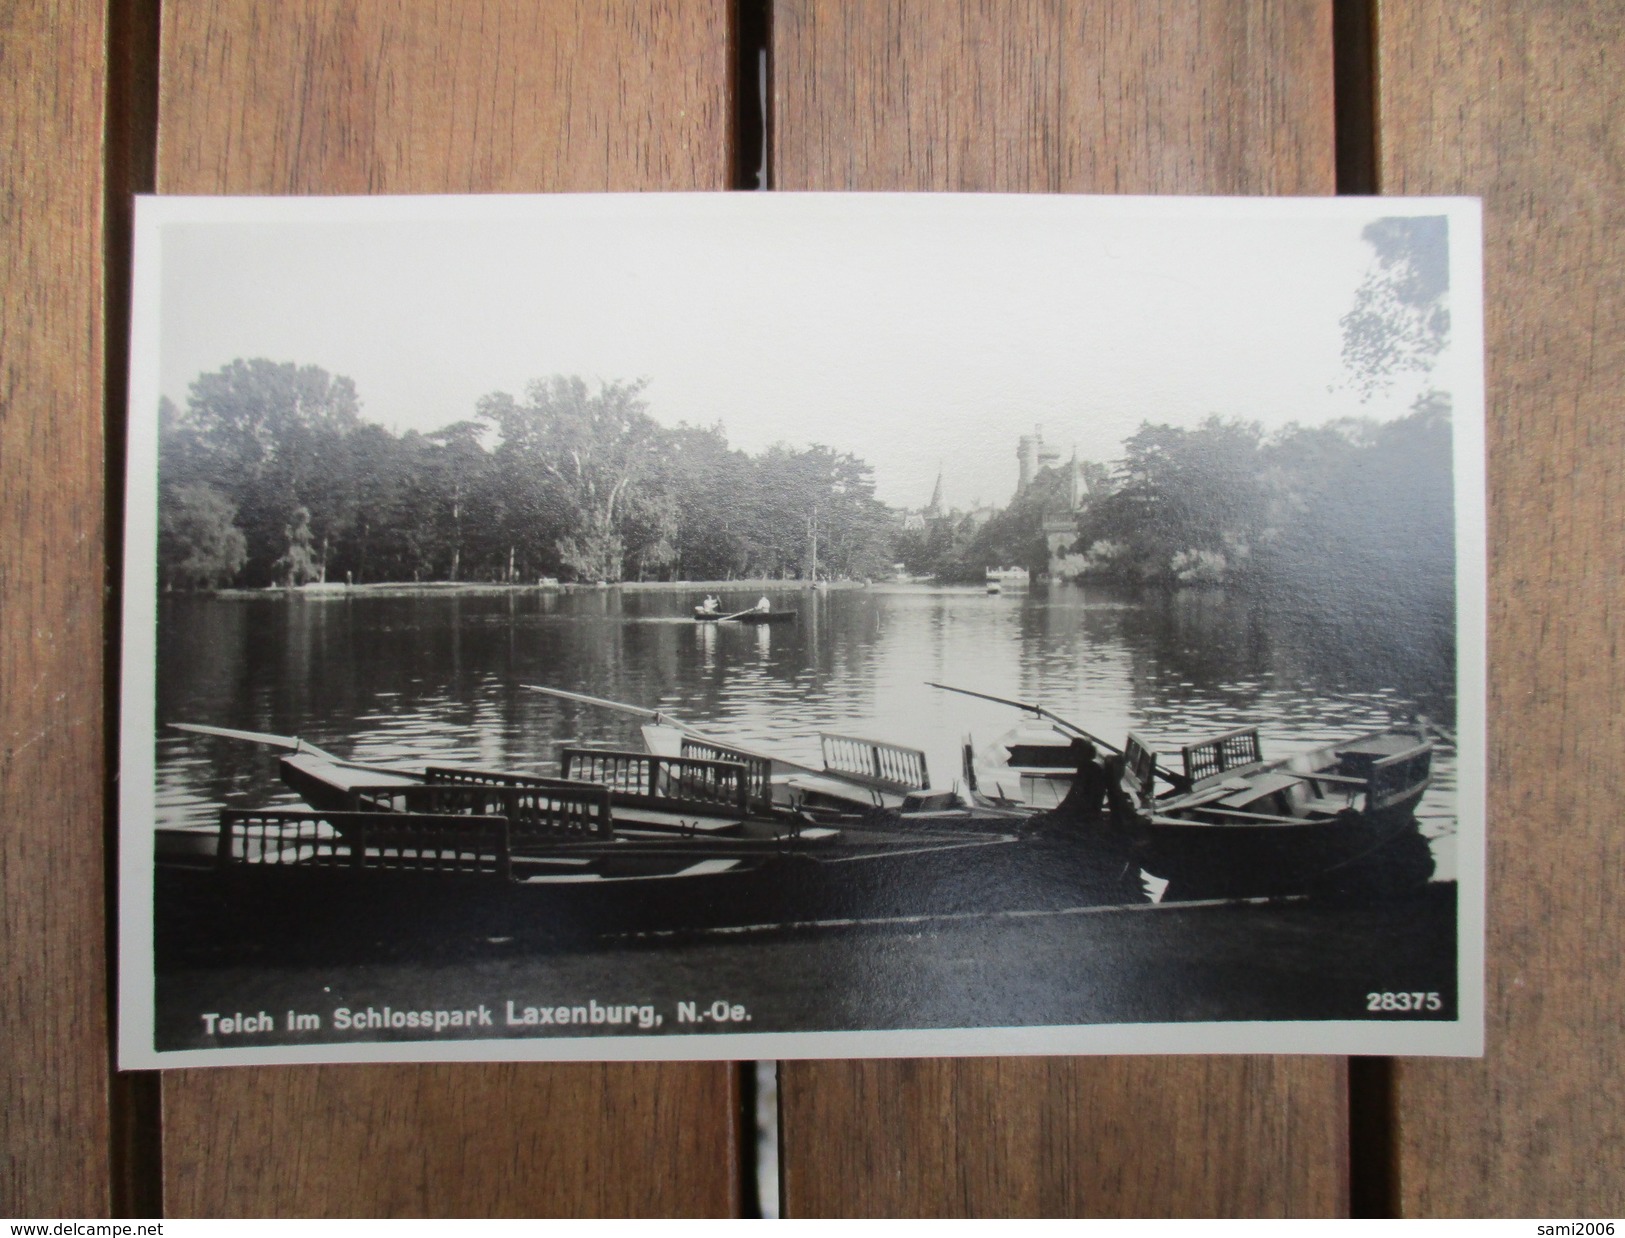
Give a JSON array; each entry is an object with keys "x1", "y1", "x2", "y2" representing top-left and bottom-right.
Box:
[{"x1": 153, "y1": 582, "x2": 1458, "y2": 876}]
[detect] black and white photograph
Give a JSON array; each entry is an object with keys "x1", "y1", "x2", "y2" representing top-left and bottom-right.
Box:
[{"x1": 118, "y1": 193, "x2": 1485, "y2": 1067}]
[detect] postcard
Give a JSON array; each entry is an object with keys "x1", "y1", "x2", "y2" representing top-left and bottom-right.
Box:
[{"x1": 119, "y1": 192, "x2": 1485, "y2": 1067}]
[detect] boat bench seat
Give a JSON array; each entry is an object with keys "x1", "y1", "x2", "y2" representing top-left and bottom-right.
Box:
[
  {"x1": 782, "y1": 774, "x2": 899, "y2": 811},
  {"x1": 1277, "y1": 772, "x2": 1361, "y2": 818},
  {"x1": 1299, "y1": 790, "x2": 1360, "y2": 817},
  {"x1": 1217, "y1": 771, "x2": 1301, "y2": 809},
  {"x1": 606, "y1": 807, "x2": 745, "y2": 834},
  {"x1": 901, "y1": 788, "x2": 962, "y2": 812}
]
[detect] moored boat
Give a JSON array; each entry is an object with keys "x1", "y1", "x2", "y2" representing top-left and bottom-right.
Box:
[
  {"x1": 936, "y1": 682, "x2": 1439, "y2": 901},
  {"x1": 1113, "y1": 725, "x2": 1436, "y2": 901},
  {"x1": 156, "y1": 723, "x2": 1143, "y2": 960}
]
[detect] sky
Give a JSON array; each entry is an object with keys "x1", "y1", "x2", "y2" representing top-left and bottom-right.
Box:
[{"x1": 149, "y1": 194, "x2": 1470, "y2": 510}]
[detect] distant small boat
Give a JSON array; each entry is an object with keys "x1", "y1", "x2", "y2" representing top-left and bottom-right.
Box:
[
  {"x1": 986, "y1": 581, "x2": 1002, "y2": 594},
  {"x1": 693, "y1": 607, "x2": 796, "y2": 624}
]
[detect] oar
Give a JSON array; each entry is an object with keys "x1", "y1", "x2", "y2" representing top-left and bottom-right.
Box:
[
  {"x1": 1413, "y1": 714, "x2": 1458, "y2": 746},
  {"x1": 1319, "y1": 691, "x2": 1458, "y2": 746},
  {"x1": 167, "y1": 722, "x2": 422, "y2": 778},
  {"x1": 524, "y1": 684, "x2": 824, "y2": 776},
  {"x1": 924, "y1": 682, "x2": 1123, "y2": 757},
  {"x1": 718, "y1": 607, "x2": 760, "y2": 621}
]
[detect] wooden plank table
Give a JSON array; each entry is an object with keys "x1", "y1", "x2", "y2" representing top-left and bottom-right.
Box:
[
  {"x1": 770, "y1": 2, "x2": 1345, "y2": 1217},
  {"x1": 1376, "y1": 1, "x2": 1625, "y2": 1216},
  {"x1": 2, "y1": 0, "x2": 1619, "y2": 1218},
  {"x1": 1, "y1": 0, "x2": 113, "y2": 1214},
  {"x1": 149, "y1": 3, "x2": 739, "y2": 1218}
]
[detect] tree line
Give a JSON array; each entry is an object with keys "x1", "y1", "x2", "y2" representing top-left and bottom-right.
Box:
[
  {"x1": 159, "y1": 364, "x2": 1453, "y2": 629},
  {"x1": 892, "y1": 396, "x2": 1454, "y2": 620},
  {"x1": 158, "y1": 362, "x2": 898, "y2": 589},
  {"x1": 1067, "y1": 397, "x2": 1453, "y2": 592}
]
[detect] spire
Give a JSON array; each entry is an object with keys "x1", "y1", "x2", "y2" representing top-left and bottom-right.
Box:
[{"x1": 927, "y1": 467, "x2": 944, "y2": 517}]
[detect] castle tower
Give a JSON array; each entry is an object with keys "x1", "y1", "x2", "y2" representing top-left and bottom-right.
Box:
[{"x1": 1016, "y1": 424, "x2": 1043, "y2": 495}]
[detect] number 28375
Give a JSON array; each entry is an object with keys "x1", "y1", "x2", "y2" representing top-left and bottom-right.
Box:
[{"x1": 1367, "y1": 991, "x2": 1442, "y2": 1012}]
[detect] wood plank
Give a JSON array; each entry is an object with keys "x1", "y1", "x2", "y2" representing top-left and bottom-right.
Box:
[
  {"x1": 0, "y1": 0, "x2": 113, "y2": 1216},
  {"x1": 1375, "y1": 2, "x2": 1625, "y2": 1215},
  {"x1": 162, "y1": 1063, "x2": 738, "y2": 1218},
  {"x1": 772, "y1": 0, "x2": 1333, "y2": 194},
  {"x1": 155, "y1": 1, "x2": 738, "y2": 1217},
  {"x1": 781, "y1": 1057, "x2": 1346, "y2": 1217},
  {"x1": 772, "y1": 1, "x2": 1346, "y2": 1217}
]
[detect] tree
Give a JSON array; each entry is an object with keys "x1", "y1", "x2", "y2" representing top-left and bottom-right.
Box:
[
  {"x1": 663, "y1": 423, "x2": 752, "y2": 579},
  {"x1": 271, "y1": 505, "x2": 322, "y2": 586},
  {"x1": 160, "y1": 360, "x2": 912, "y2": 587},
  {"x1": 335, "y1": 423, "x2": 421, "y2": 584},
  {"x1": 478, "y1": 376, "x2": 669, "y2": 582},
  {"x1": 158, "y1": 483, "x2": 247, "y2": 589},
  {"x1": 178, "y1": 359, "x2": 363, "y2": 584},
  {"x1": 932, "y1": 469, "x2": 1063, "y2": 582},
  {"x1": 423, "y1": 420, "x2": 493, "y2": 581},
  {"x1": 1077, "y1": 416, "x2": 1266, "y2": 583},
  {"x1": 1341, "y1": 216, "x2": 1451, "y2": 399}
]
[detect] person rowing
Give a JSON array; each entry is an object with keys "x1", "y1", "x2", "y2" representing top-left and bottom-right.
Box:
[
  {"x1": 699, "y1": 594, "x2": 720, "y2": 614},
  {"x1": 755, "y1": 596, "x2": 771, "y2": 613}
]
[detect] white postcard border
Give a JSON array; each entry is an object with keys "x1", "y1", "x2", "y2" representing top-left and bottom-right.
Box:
[{"x1": 118, "y1": 192, "x2": 1487, "y2": 1068}]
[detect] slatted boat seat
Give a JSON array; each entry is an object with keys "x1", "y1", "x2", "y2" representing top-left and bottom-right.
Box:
[
  {"x1": 819, "y1": 733, "x2": 930, "y2": 793},
  {"x1": 559, "y1": 747, "x2": 752, "y2": 821}
]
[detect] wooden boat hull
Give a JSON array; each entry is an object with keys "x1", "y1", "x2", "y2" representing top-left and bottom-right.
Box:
[
  {"x1": 1141, "y1": 806, "x2": 1432, "y2": 902},
  {"x1": 1129, "y1": 726, "x2": 1436, "y2": 899},
  {"x1": 156, "y1": 715, "x2": 1439, "y2": 968},
  {"x1": 155, "y1": 750, "x2": 1144, "y2": 966},
  {"x1": 154, "y1": 818, "x2": 1144, "y2": 967}
]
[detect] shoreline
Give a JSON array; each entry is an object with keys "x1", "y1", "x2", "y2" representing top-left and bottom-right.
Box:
[{"x1": 194, "y1": 577, "x2": 973, "y2": 599}]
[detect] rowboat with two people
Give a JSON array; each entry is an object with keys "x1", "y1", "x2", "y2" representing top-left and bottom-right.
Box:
[{"x1": 693, "y1": 594, "x2": 796, "y2": 624}]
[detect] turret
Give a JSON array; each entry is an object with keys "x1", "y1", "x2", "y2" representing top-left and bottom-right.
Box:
[{"x1": 1016, "y1": 425, "x2": 1043, "y2": 495}]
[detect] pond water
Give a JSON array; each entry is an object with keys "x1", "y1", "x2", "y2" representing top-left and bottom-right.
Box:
[{"x1": 153, "y1": 581, "x2": 1458, "y2": 878}]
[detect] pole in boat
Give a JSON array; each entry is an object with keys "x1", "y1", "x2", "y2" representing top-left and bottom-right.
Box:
[
  {"x1": 523, "y1": 684, "x2": 823, "y2": 775},
  {"x1": 169, "y1": 721, "x2": 345, "y2": 760},
  {"x1": 923, "y1": 682, "x2": 1124, "y2": 757},
  {"x1": 166, "y1": 722, "x2": 423, "y2": 777},
  {"x1": 926, "y1": 683, "x2": 1200, "y2": 793}
]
